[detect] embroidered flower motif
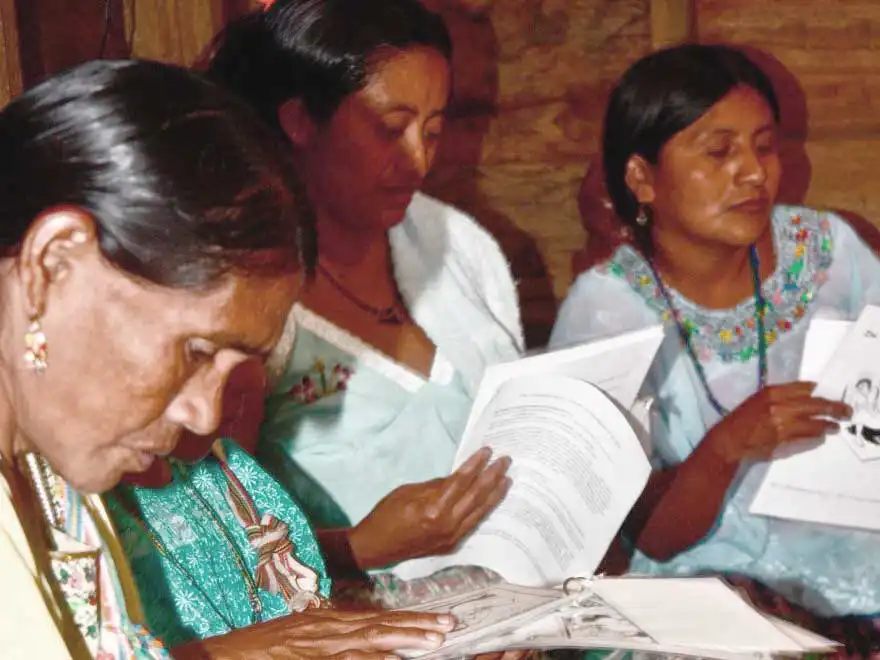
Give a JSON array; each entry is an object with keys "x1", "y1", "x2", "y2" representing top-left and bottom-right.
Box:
[
  {"x1": 603, "y1": 207, "x2": 834, "y2": 364},
  {"x1": 287, "y1": 359, "x2": 355, "y2": 404},
  {"x1": 235, "y1": 463, "x2": 261, "y2": 490},
  {"x1": 291, "y1": 376, "x2": 319, "y2": 404},
  {"x1": 332, "y1": 364, "x2": 353, "y2": 391},
  {"x1": 51, "y1": 554, "x2": 101, "y2": 651}
]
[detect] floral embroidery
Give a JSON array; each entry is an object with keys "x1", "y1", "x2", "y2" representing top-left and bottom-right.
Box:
[
  {"x1": 287, "y1": 359, "x2": 354, "y2": 404},
  {"x1": 603, "y1": 207, "x2": 835, "y2": 364},
  {"x1": 51, "y1": 553, "x2": 101, "y2": 654},
  {"x1": 33, "y1": 463, "x2": 172, "y2": 659}
]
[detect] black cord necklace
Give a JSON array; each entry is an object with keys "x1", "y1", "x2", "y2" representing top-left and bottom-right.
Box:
[{"x1": 317, "y1": 262, "x2": 407, "y2": 325}]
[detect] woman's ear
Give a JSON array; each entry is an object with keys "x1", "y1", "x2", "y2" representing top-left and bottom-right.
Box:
[
  {"x1": 278, "y1": 99, "x2": 318, "y2": 148},
  {"x1": 624, "y1": 155, "x2": 657, "y2": 206},
  {"x1": 17, "y1": 207, "x2": 98, "y2": 319}
]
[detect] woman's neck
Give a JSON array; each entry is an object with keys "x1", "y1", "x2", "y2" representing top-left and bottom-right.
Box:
[
  {"x1": 650, "y1": 225, "x2": 776, "y2": 309},
  {"x1": 316, "y1": 217, "x2": 391, "y2": 271}
]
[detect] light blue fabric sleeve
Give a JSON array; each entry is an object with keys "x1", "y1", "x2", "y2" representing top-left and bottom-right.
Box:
[
  {"x1": 549, "y1": 269, "x2": 659, "y2": 350},
  {"x1": 828, "y1": 215, "x2": 880, "y2": 312},
  {"x1": 549, "y1": 267, "x2": 691, "y2": 470}
]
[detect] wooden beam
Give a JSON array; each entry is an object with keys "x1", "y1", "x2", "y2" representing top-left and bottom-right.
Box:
[
  {"x1": 650, "y1": 0, "x2": 695, "y2": 50},
  {"x1": 0, "y1": 0, "x2": 22, "y2": 106}
]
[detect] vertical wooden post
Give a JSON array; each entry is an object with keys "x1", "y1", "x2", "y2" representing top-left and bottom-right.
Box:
[
  {"x1": 0, "y1": 0, "x2": 22, "y2": 107},
  {"x1": 650, "y1": 0, "x2": 695, "y2": 50}
]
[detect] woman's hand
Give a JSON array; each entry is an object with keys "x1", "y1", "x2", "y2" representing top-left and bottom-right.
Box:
[
  {"x1": 703, "y1": 381, "x2": 851, "y2": 464},
  {"x1": 173, "y1": 608, "x2": 456, "y2": 659},
  {"x1": 348, "y1": 448, "x2": 512, "y2": 569},
  {"x1": 629, "y1": 381, "x2": 852, "y2": 561}
]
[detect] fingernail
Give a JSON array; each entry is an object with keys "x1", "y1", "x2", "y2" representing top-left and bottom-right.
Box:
[
  {"x1": 437, "y1": 614, "x2": 455, "y2": 626},
  {"x1": 426, "y1": 632, "x2": 445, "y2": 645}
]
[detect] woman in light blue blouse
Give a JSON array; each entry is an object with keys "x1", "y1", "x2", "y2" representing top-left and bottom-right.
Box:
[{"x1": 551, "y1": 44, "x2": 880, "y2": 654}]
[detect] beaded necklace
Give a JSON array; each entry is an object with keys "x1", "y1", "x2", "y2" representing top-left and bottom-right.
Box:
[{"x1": 647, "y1": 244, "x2": 769, "y2": 416}]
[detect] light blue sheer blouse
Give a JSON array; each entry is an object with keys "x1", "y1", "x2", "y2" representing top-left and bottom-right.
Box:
[{"x1": 256, "y1": 305, "x2": 472, "y2": 531}]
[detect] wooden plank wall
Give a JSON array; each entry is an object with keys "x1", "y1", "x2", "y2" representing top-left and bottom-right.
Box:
[
  {"x1": 0, "y1": 0, "x2": 21, "y2": 107},
  {"x1": 423, "y1": 0, "x2": 655, "y2": 345},
  {"x1": 697, "y1": 1, "x2": 880, "y2": 240},
  {"x1": 124, "y1": 0, "x2": 218, "y2": 65}
]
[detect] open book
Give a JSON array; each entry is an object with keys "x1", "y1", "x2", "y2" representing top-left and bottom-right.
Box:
[
  {"x1": 751, "y1": 307, "x2": 880, "y2": 530},
  {"x1": 391, "y1": 326, "x2": 664, "y2": 586},
  {"x1": 402, "y1": 577, "x2": 836, "y2": 659}
]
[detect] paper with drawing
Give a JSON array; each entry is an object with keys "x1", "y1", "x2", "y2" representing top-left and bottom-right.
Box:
[
  {"x1": 751, "y1": 307, "x2": 880, "y2": 530},
  {"x1": 403, "y1": 579, "x2": 836, "y2": 659},
  {"x1": 391, "y1": 328, "x2": 661, "y2": 586}
]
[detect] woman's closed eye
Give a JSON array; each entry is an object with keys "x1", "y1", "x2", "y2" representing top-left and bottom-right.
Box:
[
  {"x1": 755, "y1": 136, "x2": 778, "y2": 156},
  {"x1": 705, "y1": 143, "x2": 731, "y2": 160},
  {"x1": 185, "y1": 338, "x2": 218, "y2": 365},
  {"x1": 378, "y1": 122, "x2": 408, "y2": 141}
]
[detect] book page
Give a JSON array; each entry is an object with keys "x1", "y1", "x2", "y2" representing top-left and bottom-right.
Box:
[
  {"x1": 400, "y1": 584, "x2": 571, "y2": 659},
  {"x1": 456, "y1": 325, "x2": 664, "y2": 466},
  {"x1": 589, "y1": 578, "x2": 807, "y2": 653},
  {"x1": 392, "y1": 376, "x2": 651, "y2": 585},
  {"x1": 406, "y1": 578, "x2": 834, "y2": 659},
  {"x1": 751, "y1": 312, "x2": 880, "y2": 530}
]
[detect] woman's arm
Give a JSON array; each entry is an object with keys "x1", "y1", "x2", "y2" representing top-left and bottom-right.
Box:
[
  {"x1": 316, "y1": 527, "x2": 370, "y2": 582},
  {"x1": 624, "y1": 432, "x2": 738, "y2": 562},
  {"x1": 626, "y1": 381, "x2": 849, "y2": 561}
]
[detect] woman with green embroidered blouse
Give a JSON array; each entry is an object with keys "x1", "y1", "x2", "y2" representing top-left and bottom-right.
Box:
[{"x1": 106, "y1": 436, "x2": 333, "y2": 648}]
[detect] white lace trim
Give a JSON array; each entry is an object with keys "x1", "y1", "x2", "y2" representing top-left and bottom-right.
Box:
[{"x1": 291, "y1": 304, "x2": 454, "y2": 393}]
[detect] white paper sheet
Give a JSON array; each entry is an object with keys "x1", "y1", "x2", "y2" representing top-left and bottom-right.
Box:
[
  {"x1": 455, "y1": 325, "x2": 664, "y2": 465},
  {"x1": 403, "y1": 578, "x2": 835, "y2": 659},
  {"x1": 751, "y1": 312, "x2": 880, "y2": 529},
  {"x1": 393, "y1": 377, "x2": 651, "y2": 585}
]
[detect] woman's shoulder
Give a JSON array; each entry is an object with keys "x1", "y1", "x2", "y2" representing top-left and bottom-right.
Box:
[
  {"x1": 550, "y1": 245, "x2": 659, "y2": 349},
  {"x1": 399, "y1": 193, "x2": 525, "y2": 353},
  {"x1": 565, "y1": 244, "x2": 651, "y2": 304},
  {"x1": 215, "y1": 437, "x2": 278, "y2": 480},
  {"x1": 770, "y1": 203, "x2": 874, "y2": 269},
  {"x1": 406, "y1": 192, "x2": 500, "y2": 247}
]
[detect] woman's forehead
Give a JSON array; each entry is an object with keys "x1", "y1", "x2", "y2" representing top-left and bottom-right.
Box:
[{"x1": 142, "y1": 273, "x2": 297, "y2": 354}]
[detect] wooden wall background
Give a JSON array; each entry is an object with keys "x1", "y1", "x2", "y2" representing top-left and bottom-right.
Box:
[{"x1": 2, "y1": 0, "x2": 879, "y2": 346}]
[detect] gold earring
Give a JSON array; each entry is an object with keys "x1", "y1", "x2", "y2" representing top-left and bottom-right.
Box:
[
  {"x1": 635, "y1": 205, "x2": 650, "y2": 227},
  {"x1": 24, "y1": 318, "x2": 48, "y2": 373}
]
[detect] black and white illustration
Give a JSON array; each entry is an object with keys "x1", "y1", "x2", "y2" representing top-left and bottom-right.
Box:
[
  {"x1": 842, "y1": 376, "x2": 880, "y2": 460},
  {"x1": 556, "y1": 593, "x2": 652, "y2": 642}
]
